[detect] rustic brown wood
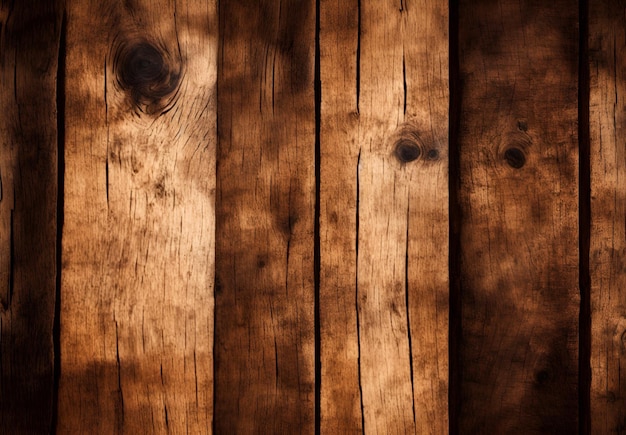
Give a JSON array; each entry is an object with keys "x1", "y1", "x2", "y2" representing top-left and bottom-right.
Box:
[
  {"x1": 214, "y1": 0, "x2": 316, "y2": 432},
  {"x1": 589, "y1": 0, "x2": 626, "y2": 432},
  {"x1": 0, "y1": 1, "x2": 62, "y2": 432},
  {"x1": 320, "y1": 0, "x2": 449, "y2": 432},
  {"x1": 58, "y1": 0, "x2": 216, "y2": 432},
  {"x1": 457, "y1": 0, "x2": 580, "y2": 432}
]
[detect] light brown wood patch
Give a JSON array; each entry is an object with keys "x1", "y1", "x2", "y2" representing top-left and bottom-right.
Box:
[
  {"x1": 320, "y1": 0, "x2": 449, "y2": 433},
  {"x1": 58, "y1": 0, "x2": 216, "y2": 432}
]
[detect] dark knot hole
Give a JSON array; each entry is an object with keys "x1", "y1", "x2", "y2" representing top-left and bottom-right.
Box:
[
  {"x1": 395, "y1": 139, "x2": 421, "y2": 163},
  {"x1": 119, "y1": 42, "x2": 167, "y2": 89},
  {"x1": 504, "y1": 147, "x2": 526, "y2": 169},
  {"x1": 115, "y1": 40, "x2": 181, "y2": 114}
]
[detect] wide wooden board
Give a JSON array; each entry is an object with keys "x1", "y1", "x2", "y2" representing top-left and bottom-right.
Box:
[
  {"x1": 214, "y1": 0, "x2": 316, "y2": 432},
  {"x1": 58, "y1": 0, "x2": 217, "y2": 432},
  {"x1": 320, "y1": 0, "x2": 449, "y2": 432},
  {"x1": 457, "y1": 0, "x2": 580, "y2": 432}
]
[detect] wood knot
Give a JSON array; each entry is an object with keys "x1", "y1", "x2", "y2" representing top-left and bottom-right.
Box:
[
  {"x1": 500, "y1": 129, "x2": 531, "y2": 169},
  {"x1": 115, "y1": 40, "x2": 181, "y2": 115},
  {"x1": 395, "y1": 139, "x2": 421, "y2": 162},
  {"x1": 391, "y1": 125, "x2": 441, "y2": 165},
  {"x1": 504, "y1": 147, "x2": 526, "y2": 168}
]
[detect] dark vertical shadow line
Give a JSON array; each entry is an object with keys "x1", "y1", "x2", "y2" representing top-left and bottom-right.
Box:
[
  {"x1": 51, "y1": 8, "x2": 66, "y2": 435},
  {"x1": 448, "y1": 0, "x2": 461, "y2": 434},
  {"x1": 212, "y1": 0, "x2": 222, "y2": 432},
  {"x1": 578, "y1": 0, "x2": 591, "y2": 433},
  {"x1": 314, "y1": 0, "x2": 321, "y2": 432}
]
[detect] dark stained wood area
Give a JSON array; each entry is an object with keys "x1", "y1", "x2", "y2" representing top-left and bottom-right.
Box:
[
  {"x1": 456, "y1": 0, "x2": 580, "y2": 432},
  {"x1": 0, "y1": 1, "x2": 62, "y2": 433}
]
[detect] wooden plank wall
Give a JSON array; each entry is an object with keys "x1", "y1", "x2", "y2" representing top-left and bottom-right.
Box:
[{"x1": 0, "y1": 0, "x2": 625, "y2": 434}]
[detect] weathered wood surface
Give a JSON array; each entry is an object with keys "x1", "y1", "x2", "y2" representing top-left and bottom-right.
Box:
[
  {"x1": 590, "y1": 0, "x2": 626, "y2": 433},
  {"x1": 457, "y1": 0, "x2": 580, "y2": 432},
  {"x1": 214, "y1": 0, "x2": 316, "y2": 432},
  {"x1": 320, "y1": 0, "x2": 449, "y2": 433},
  {"x1": 4, "y1": 1, "x2": 626, "y2": 433},
  {"x1": 0, "y1": 1, "x2": 62, "y2": 432},
  {"x1": 58, "y1": 0, "x2": 216, "y2": 432}
]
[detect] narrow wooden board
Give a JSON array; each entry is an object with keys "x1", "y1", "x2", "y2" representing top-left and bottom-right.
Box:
[
  {"x1": 214, "y1": 0, "x2": 316, "y2": 432},
  {"x1": 0, "y1": 1, "x2": 61, "y2": 432},
  {"x1": 320, "y1": 0, "x2": 449, "y2": 432},
  {"x1": 589, "y1": 0, "x2": 626, "y2": 432},
  {"x1": 457, "y1": 0, "x2": 579, "y2": 432},
  {"x1": 58, "y1": 0, "x2": 216, "y2": 432}
]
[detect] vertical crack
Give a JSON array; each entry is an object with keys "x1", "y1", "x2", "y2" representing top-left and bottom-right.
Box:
[
  {"x1": 402, "y1": 52, "x2": 407, "y2": 116},
  {"x1": 355, "y1": 149, "x2": 365, "y2": 434},
  {"x1": 104, "y1": 59, "x2": 109, "y2": 207},
  {"x1": 578, "y1": 0, "x2": 591, "y2": 433},
  {"x1": 404, "y1": 202, "x2": 416, "y2": 430},
  {"x1": 51, "y1": 9, "x2": 66, "y2": 435}
]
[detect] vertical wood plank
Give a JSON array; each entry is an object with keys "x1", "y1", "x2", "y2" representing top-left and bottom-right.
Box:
[
  {"x1": 457, "y1": 0, "x2": 580, "y2": 432},
  {"x1": 320, "y1": 0, "x2": 449, "y2": 432},
  {"x1": 0, "y1": 1, "x2": 62, "y2": 432},
  {"x1": 58, "y1": 0, "x2": 216, "y2": 432},
  {"x1": 589, "y1": 0, "x2": 626, "y2": 432},
  {"x1": 214, "y1": 0, "x2": 316, "y2": 432}
]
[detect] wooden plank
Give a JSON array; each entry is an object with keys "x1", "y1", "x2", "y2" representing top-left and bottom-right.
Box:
[
  {"x1": 457, "y1": 0, "x2": 579, "y2": 432},
  {"x1": 589, "y1": 0, "x2": 626, "y2": 432},
  {"x1": 319, "y1": 0, "x2": 449, "y2": 432},
  {"x1": 214, "y1": 0, "x2": 316, "y2": 432},
  {"x1": 0, "y1": 1, "x2": 62, "y2": 432},
  {"x1": 58, "y1": 0, "x2": 216, "y2": 432}
]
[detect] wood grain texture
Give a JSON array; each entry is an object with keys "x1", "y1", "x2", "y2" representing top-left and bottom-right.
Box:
[
  {"x1": 589, "y1": 0, "x2": 626, "y2": 432},
  {"x1": 457, "y1": 0, "x2": 580, "y2": 432},
  {"x1": 0, "y1": 1, "x2": 62, "y2": 432},
  {"x1": 320, "y1": 0, "x2": 448, "y2": 432},
  {"x1": 58, "y1": 0, "x2": 216, "y2": 432},
  {"x1": 214, "y1": 0, "x2": 316, "y2": 432}
]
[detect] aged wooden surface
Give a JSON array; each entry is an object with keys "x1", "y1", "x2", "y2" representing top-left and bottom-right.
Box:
[
  {"x1": 590, "y1": 0, "x2": 626, "y2": 432},
  {"x1": 214, "y1": 0, "x2": 316, "y2": 432},
  {"x1": 0, "y1": 1, "x2": 61, "y2": 432},
  {"x1": 58, "y1": 0, "x2": 216, "y2": 432},
  {"x1": 320, "y1": 0, "x2": 449, "y2": 433},
  {"x1": 457, "y1": 0, "x2": 580, "y2": 432},
  {"x1": 4, "y1": 1, "x2": 626, "y2": 433}
]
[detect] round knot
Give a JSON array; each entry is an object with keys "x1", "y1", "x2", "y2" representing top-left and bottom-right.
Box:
[
  {"x1": 504, "y1": 147, "x2": 526, "y2": 169},
  {"x1": 395, "y1": 139, "x2": 421, "y2": 163},
  {"x1": 115, "y1": 40, "x2": 181, "y2": 115}
]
